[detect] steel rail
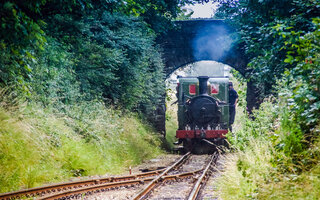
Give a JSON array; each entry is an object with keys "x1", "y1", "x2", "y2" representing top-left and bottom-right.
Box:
[
  {"x1": 132, "y1": 152, "x2": 191, "y2": 200},
  {"x1": 37, "y1": 169, "x2": 202, "y2": 200},
  {"x1": 187, "y1": 152, "x2": 219, "y2": 200},
  {"x1": 0, "y1": 169, "x2": 165, "y2": 200}
]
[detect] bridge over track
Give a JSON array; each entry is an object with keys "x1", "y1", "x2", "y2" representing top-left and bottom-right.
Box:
[
  {"x1": 157, "y1": 19, "x2": 247, "y2": 77},
  {"x1": 154, "y1": 19, "x2": 260, "y2": 133}
]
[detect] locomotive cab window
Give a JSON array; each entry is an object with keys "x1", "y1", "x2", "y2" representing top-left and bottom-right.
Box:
[
  {"x1": 189, "y1": 84, "x2": 196, "y2": 95},
  {"x1": 210, "y1": 84, "x2": 219, "y2": 94}
]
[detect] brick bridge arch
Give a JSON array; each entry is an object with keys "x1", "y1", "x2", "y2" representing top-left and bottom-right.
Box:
[{"x1": 153, "y1": 19, "x2": 259, "y2": 134}]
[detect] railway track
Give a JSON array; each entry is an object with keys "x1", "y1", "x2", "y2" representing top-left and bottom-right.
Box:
[
  {"x1": 0, "y1": 168, "x2": 165, "y2": 200},
  {"x1": 134, "y1": 152, "x2": 219, "y2": 200},
  {"x1": 0, "y1": 152, "x2": 220, "y2": 200}
]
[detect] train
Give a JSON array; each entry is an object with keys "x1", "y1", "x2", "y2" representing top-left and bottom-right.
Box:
[{"x1": 175, "y1": 75, "x2": 230, "y2": 153}]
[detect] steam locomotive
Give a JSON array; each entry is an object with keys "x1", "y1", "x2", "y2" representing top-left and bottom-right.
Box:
[{"x1": 175, "y1": 76, "x2": 230, "y2": 153}]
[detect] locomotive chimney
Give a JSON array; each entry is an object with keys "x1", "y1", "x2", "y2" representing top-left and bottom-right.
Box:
[{"x1": 198, "y1": 76, "x2": 209, "y2": 95}]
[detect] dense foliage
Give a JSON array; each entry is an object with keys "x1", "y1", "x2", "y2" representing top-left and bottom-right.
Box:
[
  {"x1": 1, "y1": 0, "x2": 186, "y2": 190},
  {"x1": 213, "y1": 0, "x2": 320, "y2": 133},
  {"x1": 37, "y1": 13, "x2": 165, "y2": 113},
  {"x1": 218, "y1": 101, "x2": 320, "y2": 199},
  {"x1": 0, "y1": 0, "x2": 195, "y2": 116},
  {"x1": 211, "y1": 1, "x2": 320, "y2": 198}
]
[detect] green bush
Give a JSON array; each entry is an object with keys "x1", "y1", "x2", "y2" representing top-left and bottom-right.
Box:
[{"x1": 1, "y1": 1, "x2": 168, "y2": 117}]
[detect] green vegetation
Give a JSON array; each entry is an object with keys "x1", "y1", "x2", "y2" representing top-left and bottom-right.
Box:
[
  {"x1": 215, "y1": 0, "x2": 320, "y2": 130},
  {"x1": 217, "y1": 96, "x2": 320, "y2": 199},
  {"x1": 0, "y1": 0, "x2": 195, "y2": 113},
  {"x1": 0, "y1": 89, "x2": 163, "y2": 192},
  {"x1": 0, "y1": 0, "x2": 196, "y2": 192},
  {"x1": 1, "y1": 0, "x2": 319, "y2": 197},
  {"x1": 1, "y1": 2, "x2": 166, "y2": 114},
  {"x1": 165, "y1": 87, "x2": 179, "y2": 151},
  {"x1": 212, "y1": 0, "x2": 320, "y2": 199}
]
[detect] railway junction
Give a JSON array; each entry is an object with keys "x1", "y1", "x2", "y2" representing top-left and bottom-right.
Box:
[{"x1": 0, "y1": 152, "x2": 225, "y2": 200}]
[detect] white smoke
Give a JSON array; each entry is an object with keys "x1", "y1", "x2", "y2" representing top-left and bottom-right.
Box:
[{"x1": 193, "y1": 24, "x2": 233, "y2": 61}]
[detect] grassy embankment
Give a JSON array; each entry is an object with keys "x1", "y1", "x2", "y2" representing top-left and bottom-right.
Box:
[
  {"x1": 216, "y1": 82, "x2": 320, "y2": 199},
  {"x1": 0, "y1": 89, "x2": 163, "y2": 193}
]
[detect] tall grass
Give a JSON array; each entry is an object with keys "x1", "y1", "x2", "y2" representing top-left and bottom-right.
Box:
[
  {"x1": 218, "y1": 136, "x2": 320, "y2": 199},
  {"x1": 216, "y1": 98, "x2": 320, "y2": 199},
  {"x1": 0, "y1": 89, "x2": 163, "y2": 193},
  {"x1": 217, "y1": 138, "x2": 275, "y2": 199}
]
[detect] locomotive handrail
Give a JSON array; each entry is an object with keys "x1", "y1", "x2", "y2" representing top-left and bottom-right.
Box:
[{"x1": 218, "y1": 101, "x2": 228, "y2": 105}]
